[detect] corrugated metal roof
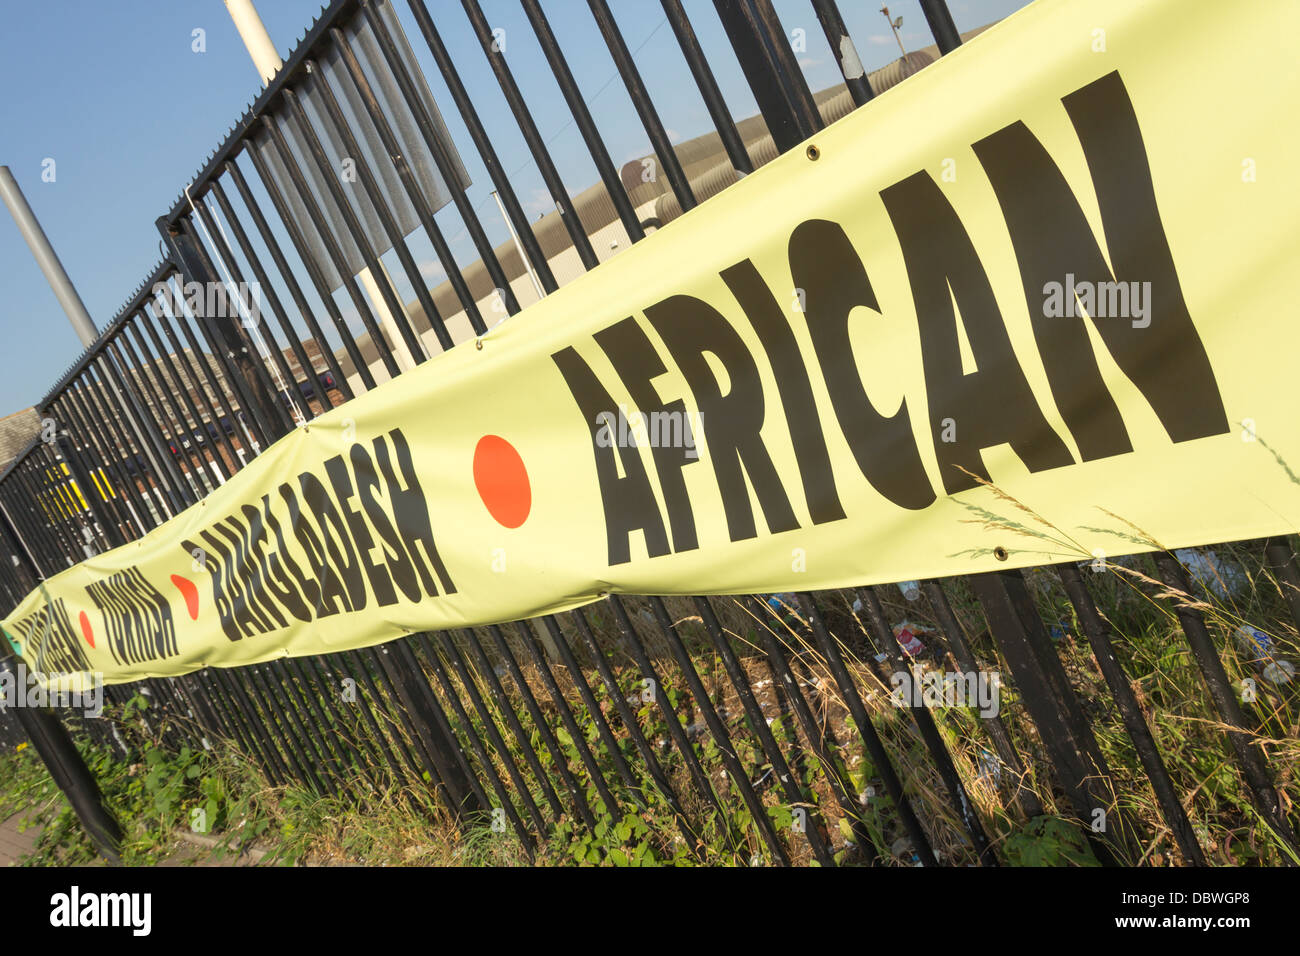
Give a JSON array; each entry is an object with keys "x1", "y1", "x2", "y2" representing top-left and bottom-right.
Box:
[{"x1": 338, "y1": 24, "x2": 997, "y2": 376}]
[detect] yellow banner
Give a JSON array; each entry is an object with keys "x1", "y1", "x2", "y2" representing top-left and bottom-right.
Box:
[{"x1": 7, "y1": 0, "x2": 1299, "y2": 687}]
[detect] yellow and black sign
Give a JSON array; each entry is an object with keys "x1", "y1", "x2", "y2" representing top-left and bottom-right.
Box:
[
  {"x1": 5, "y1": 0, "x2": 1298, "y2": 688},
  {"x1": 39, "y1": 461, "x2": 116, "y2": 518}
]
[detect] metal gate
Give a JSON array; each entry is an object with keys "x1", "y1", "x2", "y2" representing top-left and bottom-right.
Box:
[{"x1": 0, "y1": 0, "x2": 1297, "y2": 867}]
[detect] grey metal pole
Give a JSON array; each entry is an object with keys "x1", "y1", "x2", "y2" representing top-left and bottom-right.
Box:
[
  {"x1": 0, "y1": 166, "x2": 99, "y2": 348},
  {"x1": 0, "y1": 165, "x2": 185, "y2": 515}
]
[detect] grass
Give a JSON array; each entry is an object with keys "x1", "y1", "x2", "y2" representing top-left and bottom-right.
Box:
[{"x1": 1, "y1": 533, "x2": 1297, "y2": 867}]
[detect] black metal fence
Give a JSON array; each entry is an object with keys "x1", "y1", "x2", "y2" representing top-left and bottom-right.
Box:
[{"x1": 1, "y1": 0, "x2": 1298, "y2": 867}]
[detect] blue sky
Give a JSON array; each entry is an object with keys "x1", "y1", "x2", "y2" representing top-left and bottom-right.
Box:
[{"x1": 0, "y1": 0, "x2": 1031, "y2": 416}]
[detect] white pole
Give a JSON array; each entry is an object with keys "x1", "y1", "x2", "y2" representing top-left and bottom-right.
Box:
[
  {"x1": 221, "y1": 0, "x2": 416, "y2": 377},
  {"x1": 224, "y1": 0, "x2": 281, "y2": 84},
  {"x1": 359, "y1": 265, "x2": 414, "y2": 374}
]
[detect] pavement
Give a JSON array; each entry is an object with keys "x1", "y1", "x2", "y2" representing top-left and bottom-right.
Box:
[
  {"x1": 0, "y1": 812, "x2": 267, "y2": 866},
  {"x1": 0, "y1": 812, "x2": 39, "y2": 865}
]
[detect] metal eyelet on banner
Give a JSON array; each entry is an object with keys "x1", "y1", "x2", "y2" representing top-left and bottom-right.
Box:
[
  {"x1": 477, "y1": 313, "x2": 509, "y2": 351},
  {"x1": 806, "y1": 144, "x2": 820, "y2": 161},
  {"x1": 993, "y1": 547, "x2": 1009, "y2": 561}
]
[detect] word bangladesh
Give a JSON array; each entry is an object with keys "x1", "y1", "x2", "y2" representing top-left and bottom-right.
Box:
[
  {"x1": 555, "y1": 71, "x2": 1228, "y2": 566},
  {"x1": 181, "y1": 427, "x2": 455, "y2": 644},
  {"x1": 4, "y1": 428, "x2": 456, "y2": 672}
]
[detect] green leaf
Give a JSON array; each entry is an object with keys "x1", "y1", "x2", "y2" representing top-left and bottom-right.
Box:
[{"x1": 768, "y1": 805, "x2": 793, "y2": 830}]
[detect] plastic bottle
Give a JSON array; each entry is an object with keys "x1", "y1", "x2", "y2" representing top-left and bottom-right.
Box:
[
  {"x1": 1233, "y1": 624, "x2": 1295, "y2": 684},
  {"x1": 1175, "y1": 548, "x2": 1248, "y2": 599},
  {"x1": 766, "y1": 592, "x2": 802, "y2": 629}
]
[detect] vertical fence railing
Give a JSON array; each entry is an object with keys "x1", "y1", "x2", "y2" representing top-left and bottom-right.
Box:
[{"x1": 0, "y1": 0, "x2": 1296, "y2": 869}]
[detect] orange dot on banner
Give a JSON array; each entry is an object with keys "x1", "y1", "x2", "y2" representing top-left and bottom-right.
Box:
[
  {"x1": 171, "y1": 574, "x2": 200, "y2": 621},
  {"x1": 78, "y1": 611, "x2": 94, "y2": 649},
  {"x1": 473, "y1": 435, "x2": 531, "y2": 529}
]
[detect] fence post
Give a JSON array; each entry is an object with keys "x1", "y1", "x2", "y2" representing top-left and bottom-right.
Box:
[
  {"x1": 919, "y1": 579, "x2": 1044, "y2": 819},
  {"x1": 96, "y1": 326, "x2": 192, "y2": 516},
  {"x1": 1056, "y1": 564, "x2": 1207, "y2": 866},
  {"x1": 1264, "y1": 536, "x2": 1300, "y2": 636},
  {"x1": 968, "y1": 569, "x2": 1144, "y2": 864},
  {"x1": 157, "y1": 218, "x2": 292, "y2": 447},
  {"x1": 1, "y1": 662, "x2": 124, "y2": 864},
  {"x1": 371, "y1": 640, "x2": 483, "y2": 817},
  {"x1": 854, "y1": 586, "x2": 997, "y2": 865},
  {"x1": 918, "y1": 0, "x2": 963, "y2": 54},
  {"x1": 1152, "y1": 552, "x2": 1300, "y2": 858},
  {"x1": 713, "y1": 0, "x2": 817, "y2": 154},
  {"x1": 0, "y1": 508, "x2": 122, "y2": 863}
]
